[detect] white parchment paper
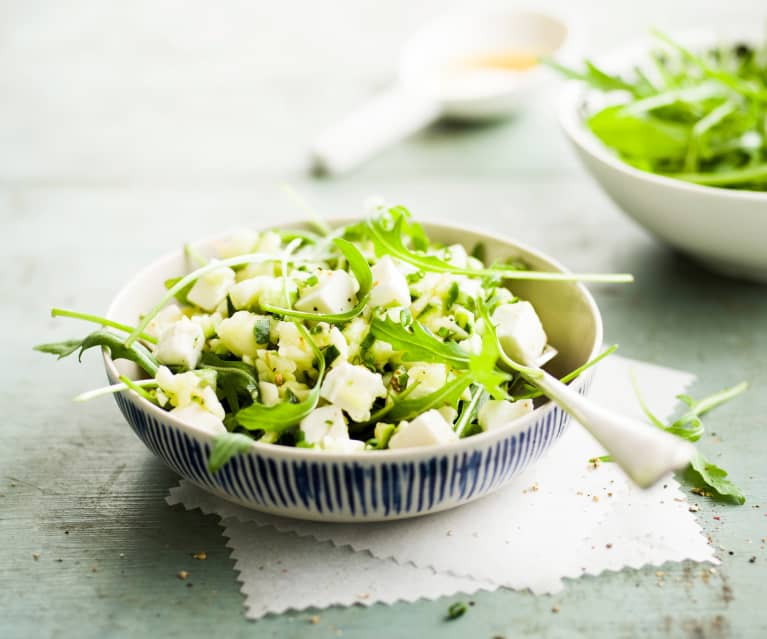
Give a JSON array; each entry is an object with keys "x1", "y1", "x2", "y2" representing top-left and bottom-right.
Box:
[{"x1": 167, "y1": 356, "x2": 718, "y2": 617}]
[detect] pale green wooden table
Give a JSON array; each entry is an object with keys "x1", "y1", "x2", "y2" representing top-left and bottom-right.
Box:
[{"x1": 2, "y1": 2, "x2": 766, "y2": 637}]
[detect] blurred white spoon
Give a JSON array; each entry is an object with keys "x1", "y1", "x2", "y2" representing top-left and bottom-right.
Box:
[{"x1": 310, "y1": 10, "x2": 574, "y2": 175}]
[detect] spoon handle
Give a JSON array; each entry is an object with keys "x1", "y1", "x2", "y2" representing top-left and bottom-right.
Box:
[
  {"x1": 309, "y1": 88, "x2": 440, "y2": 175},
  {"x1": 534, "y1": 370, "x2": 696, "y2": 488}
]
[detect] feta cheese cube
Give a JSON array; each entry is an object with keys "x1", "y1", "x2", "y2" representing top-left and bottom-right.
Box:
[
  {"x1": 170, "y1": 404, "x2": 227, "y2": 435},
  {"x1": 328, "y1": 326, "x2": 349, "y2": 364},
  {"x1": 191, "y1": 312, "x2": 222, "y2": 339},
  {"x1": 217, "y1": 311, "x2": 269, "y2": 358},
  {"x1": 145, "y1": 305, "x2": 184, "y2": 340},
  {"x1": 295, "y1": 270, "x2": 358, "y2": 315},
  {"x1": 388, "y1": 409, "x2": 458, "y2": 449},
  {"x1": 228, "y1": 276, "x2": 296, "y2": 311},
  {"x1": 321, "y1": 437, "x2": 365, "y2": 453},
  {"x1": 405, "y1": 363, "x2": 447, "y2": 400},
  {"x1": 258, "y1": 381, "x2": 280, "y2": 406},
  {"x1": 492, "y1": 301, "x2": 547, "y2": 365},
  {"x1": 155, "y1": 366, "x2": 225, "y2": 418},
  {"x1": 478, "y1": 399, "x2": 534, "y2": 431},
  {"x1": 300, "y1": 405, "x2": 348, "y2": 444},
  {"x1": 155, "y1": 317, "x2": 205, "y2": 370},
  {"x1": 445, "y1": 244, "x2": 469, "y2": 269},
  {"x1": 320, "y1": 362, "x2": 386, "y2": 422},
  {"x1": 370, "y1": 256, "x2": 411, "y2": 308},
  {"x1": 216, "y1": 229, "x2": 260, "y2": 258},
  {"x1": 276, "y1": 321, "x2": 315, "y2": 370},
  {"x1": 187, "y1": 264, "x2": 236, "y2": 312}
]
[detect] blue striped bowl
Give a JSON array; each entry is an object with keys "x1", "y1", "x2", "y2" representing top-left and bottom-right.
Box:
[{"x1": 104, "y1": 219, "x2": 603, "y2": 522}]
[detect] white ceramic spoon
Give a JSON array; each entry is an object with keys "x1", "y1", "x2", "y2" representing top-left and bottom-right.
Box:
[
  {"x1": 310, "y1": 10, "x2": 574, "y2": 174},
  {"x1": 508, "y1": 349, "x2": 695, "y2": 488}
]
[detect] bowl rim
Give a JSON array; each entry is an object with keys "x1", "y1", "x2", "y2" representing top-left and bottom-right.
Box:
[
  {"x1": 103, "y1": 216, "x2": 604, "y2": 461},
  {"x1": 558, "y1": 27, "x2": 767, "y2": 202}
]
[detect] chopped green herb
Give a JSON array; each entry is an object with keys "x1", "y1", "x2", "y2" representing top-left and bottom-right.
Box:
[{"x1": 446, "y1": 601, "x2": 468, "y2": 620}]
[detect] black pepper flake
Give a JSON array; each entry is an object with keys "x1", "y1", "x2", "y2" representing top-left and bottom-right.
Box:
[{"x1": 749, "y1": 556, "x2": 757, "y2": 563}]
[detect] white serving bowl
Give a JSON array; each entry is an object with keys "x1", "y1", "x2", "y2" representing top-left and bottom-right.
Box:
[
  {"x1": 559, "y1": 28, "x2": 767, "y2": 282},
  {"x1": 104, "y1": 220, "x2": 602, "y2": 522}
]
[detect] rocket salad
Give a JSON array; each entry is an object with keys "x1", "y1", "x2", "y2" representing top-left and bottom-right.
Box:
[
  {"x1": 550, "y1": 30, "x2": 767, "y2": 190},
  {"x1": 36, "y1": 206, "x2": 628, "y2": 466}
]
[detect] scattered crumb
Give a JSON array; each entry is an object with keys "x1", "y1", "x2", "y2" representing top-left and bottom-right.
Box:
[
  {"x1": 692, "y1": 487, "x2": 713, "y2": 497},
  {"x1": 576, "y1": 491, "x2": 583, "y2": 496},
  {"x1": 177, "y1": 570, "x2": 190, "y2": 580},
  {"x1": 309, "y1": 615, "x2": 321, "y2": 625},
  {"x1": 446, "y1": 530, "x2": 454, "y2": 536},
  {"x1": 357, "y1": 593, "x2": 369, "y2": 600},
  {"x1": 656, "y1": 571, "x2": 665, "y2": 577},
  {"x1": 119, "y1": 553, "x2": 125, "y2": 558},
  {"x1": 592, "y1": 495, "x2": 599, "y2": 503},
  {"x1": 749, "y1": 556, "x2": 757, "y2": 563},
  {"x1": 713, "y1": 516, "x2": 721, "y2": 521},
  {"x1": 91, "y1": 565, "x2": 98, "y2": 573},
  {"x1": 32, "y1": 553, "x2": 40, "y2": 561},
  {"x1": 607, "y1": 492, "x2": 613, "y2": 497},
  {"x1": 10, "y1": 481, "x2": 16, "y2": 487},
  {"x1": 590, "y1": 458, "x2": 600, "y2": 469},
  {"x1": 689, "y1": 504, "x2": 700, "y2": 513},
  {"x1": 551, "y1": 605, "x2": 560, "y2": 613},
  {"x1": 606, "y1": 543, "x2": 613, "y2": 549},
  {"x1": 523, "y1": 482, "x2": 539, "y2": 494},
  {"x1": 186, "y1": 582, "x2": 193, "y2": 588},
  {"x1": 193, "y1": 552, "x2": 207, "y2": 560}
]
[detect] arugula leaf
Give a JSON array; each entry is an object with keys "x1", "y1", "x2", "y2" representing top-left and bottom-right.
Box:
[
  {"x1": 207, "y1": 432, "x2": 256, "y2": 473},
  {"x1": 588, "y1": 105, "x2": 691, "y2": 161},
  {"x1": 454, "y1": 386, "x2": 485, "y2": 437},
  {"x1": 366, "y1": 209, "x2": 633, "y2": 283},
  {"x1": 198, "y1": 352, "x2": 259, "y2": 412},
  {"x1": 544, "y1": 58, "x2": 643, "y2": 95},
  {"x1": 261, "y1": 237, "x2": 373, "y2": 323},
  {"x1": 34, "y1": 339, "x2": 82, "y2": 358},
  {"x1": 386, "y1": 374, "x2": 473, "y2": 422},
  {"x1": 630, "y1": 378, "x2": 748, "y2": 503},
  {"x1": 686, "y1": 451, "x2": 746, "y2": 505},
  {"x1": 50, "y1": 308, "x2": 157, "y2": 344},
  {"x1": 35, "y1": 330, "x2": 159, "y2": 376},
  {"x1": 469, "y1": 315, "x2": 512, "y2": 400},
  {"x1": 369, "y1": 316, "x2": 470, "y2": 368},
  {"x1": 253, "y1": 318, "x2": 271, "y2": 344},
  {"x1": 164, "y1": 276, "x2": 195, "y2": 305},
  {"x1": 234, "y1": 324, "x2": 325, "y2": 432}
]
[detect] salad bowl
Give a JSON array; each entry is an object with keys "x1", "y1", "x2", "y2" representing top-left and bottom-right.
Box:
[
  {"x1": 104, "y1": 220, "x2": 602, "y2": 522},
  {"x1": 559, "y1": 27, "x2": 767, "y2": 283}
]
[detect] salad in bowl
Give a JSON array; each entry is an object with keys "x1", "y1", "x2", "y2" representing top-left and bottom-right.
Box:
[{"x1": 37, "y1": 205, "x2": 619, "y2": 520}]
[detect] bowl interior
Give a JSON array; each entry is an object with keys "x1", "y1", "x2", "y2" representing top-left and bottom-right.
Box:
[{"x1": 106, "y1": 219, "x2": 602, "y2": 389}]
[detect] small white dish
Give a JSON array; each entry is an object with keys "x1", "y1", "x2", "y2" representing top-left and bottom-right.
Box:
[
  {"x1": 311, "y1": 9, "x2": 574, "y2": 174},
  {"x1": 104, "y1": 219, "x2": 602, "y2": 522},
  {"x1": 559, "y1": 27, "x2": 767, "y2": 283}
]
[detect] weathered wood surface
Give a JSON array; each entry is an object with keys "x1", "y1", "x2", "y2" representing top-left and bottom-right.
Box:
[{"x1": 2, "y1": 2, "x2": 766, "y2": 637}]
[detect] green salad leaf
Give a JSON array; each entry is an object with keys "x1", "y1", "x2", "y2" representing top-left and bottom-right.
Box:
[
  {"x1": 631, "y1": 378, "x2": 748, "y2": 503},
  {"x1": 550, "y1": 30, "x2": 767, "y2": 190},
  {"x1": 35, "y1": 330, "x2": 159, "y2": 376},
  {"x1": 207, "y1": 432, "x2": 256, "y2": 473},
  {"x1": 369, "y1": 316, "x2": 470, "y2": 368}
]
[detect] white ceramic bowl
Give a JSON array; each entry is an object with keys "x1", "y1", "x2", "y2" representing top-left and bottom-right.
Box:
[
  {"x1": 559, "y1": 28, "x2": 767, "y2": 282},
  {"x1": 104, "y1": 220, "x2": 602, "y2": 522}
]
